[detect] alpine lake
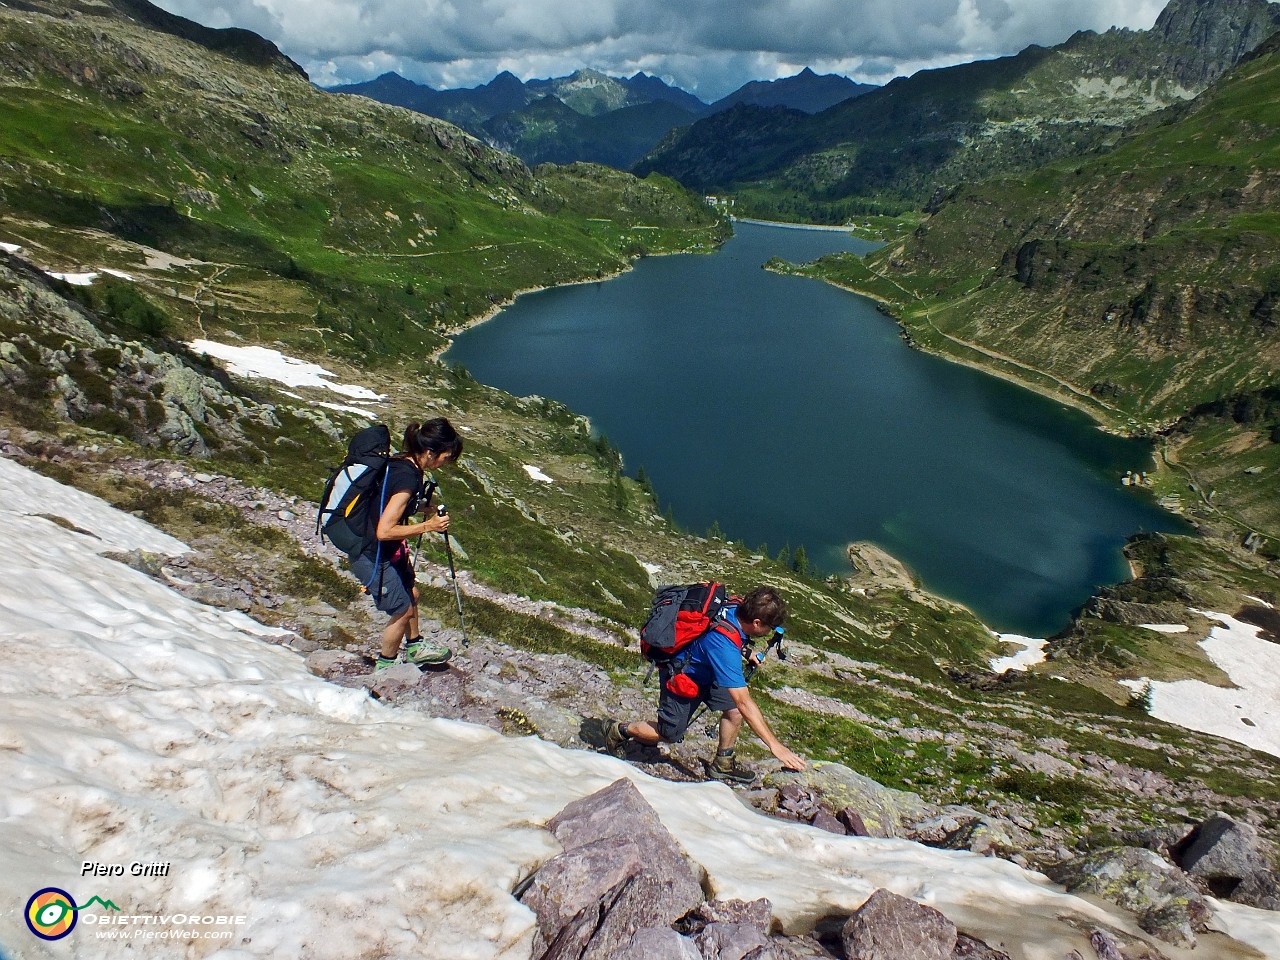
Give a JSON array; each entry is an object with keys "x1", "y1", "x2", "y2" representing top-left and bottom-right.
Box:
[{"x1": 445, "y1": 220, "x2": 1190, "y2": 637}]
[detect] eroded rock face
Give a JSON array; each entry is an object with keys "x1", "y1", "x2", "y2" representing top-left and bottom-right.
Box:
[
  {"x1": 522, "y1": 779, "x2": 706, "y2": 960},
  {"x1": 840, "y1": 889, "x2": 957, "y2": 960}
]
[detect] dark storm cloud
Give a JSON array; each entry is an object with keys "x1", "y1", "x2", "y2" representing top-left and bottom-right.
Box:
[{"x1": 151, "y1": 0, "x2": 1168, "y2": 99}]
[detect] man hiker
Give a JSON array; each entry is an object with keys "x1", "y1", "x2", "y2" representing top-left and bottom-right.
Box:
[
  {"x1": 351, "y1": 418, "x2": 463, "y2": 670},
  {"x1": 606, "y1": 586, "x2": 807, "y2": 782}
]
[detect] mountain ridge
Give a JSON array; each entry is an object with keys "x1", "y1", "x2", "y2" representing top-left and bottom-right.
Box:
[
  {"x1": 327, "y1": 66, "x2": 875, "y2": 170},
  {"x1": 637, "y1": 0, "x2": 1280, "y2": 219}
]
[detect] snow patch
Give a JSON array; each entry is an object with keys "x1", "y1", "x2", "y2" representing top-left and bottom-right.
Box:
[
  {"x1": 990, "y1": 634, "x2": 1047, "y2": 673},
  {"x1": 189, "y1": 339, "x2": 385, "y2": 401},
  {"x1": 46, "y1": 271, "x2": 98, "y2": 286},
  {"x1": 0, "y1": 241, "x2": 22, "y2": 254},
  {"x1": 1120, "y1": 611, "x2": 1280, "y2": 758},
  {"x1": 315, "y1": 400, "x2": 380, "y2": 419},
  {"x1": 1139, "y1": 623, "x2": 1189, "y2": 634},
  {"x1": 101, "y1": 268, "x2": 135, "y2": 281},
  {"x1": 523, "y1": 464, "x2": 554, "y2": 483}
]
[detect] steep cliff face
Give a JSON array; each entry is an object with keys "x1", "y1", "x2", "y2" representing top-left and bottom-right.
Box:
[
  {"x1": 1154, "y1": 0, "x2": 1280, "y2": 85},
  {"x1": 638, "y1": 0, "x2": 1280, "y2": 219}
]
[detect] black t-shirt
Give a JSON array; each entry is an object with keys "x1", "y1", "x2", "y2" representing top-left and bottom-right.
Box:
[
  {"x1": 364, "y1": 457, "x2": 427, "y2": 557},
  {"x1": 385, "y1": 457, "x2": 425, "y2": 515}
]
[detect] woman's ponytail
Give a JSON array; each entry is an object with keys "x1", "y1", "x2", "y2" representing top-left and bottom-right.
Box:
[{"x1": 403, "y1": 417, "x2": 463, "y2": 463}]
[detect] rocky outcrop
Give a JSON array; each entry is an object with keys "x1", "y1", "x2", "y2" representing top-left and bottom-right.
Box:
[
  {"x1": 523, "y1": 781, "x2": 1017, "y2": 960},
  {"x1": 1153, "y1": 0, "x2": 1280, "y2": 87},
  {"x1": 1049, "y1": 847, "x2": 1210, "y2": 947},
  {"x1": 0, "y1": 254, "x2": 285, "y2": 456},
  {"x1": 760, "y1": 765, "x2": 1022, "y2": 859},
  {"x1": 521, "y1": 778, "x2": 706, "y2": 960},
  {"x1": 1171, "y1": 813, "x2": 1280, "y2": 906}
]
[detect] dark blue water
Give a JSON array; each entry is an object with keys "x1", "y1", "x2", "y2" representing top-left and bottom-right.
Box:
[{"x1": 446, "y1": 221, "x2": 1187, "y2": 636}]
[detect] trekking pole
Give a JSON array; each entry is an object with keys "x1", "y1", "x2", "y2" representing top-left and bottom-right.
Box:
[
  {"x1": 437, "y1": 503, "x2": 468, "y2": 647},
  {"x1": 410, "y1": 478, "x2": 439, "y2": 575},
  {"x1": 689, "y1": 627, "x2": 785, "y2": 727}
]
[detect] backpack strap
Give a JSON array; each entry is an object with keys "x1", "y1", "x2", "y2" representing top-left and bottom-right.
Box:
[
  {"x1": 668, "y1": 607, "x2": 742, "y2": 676},
  {"x1": 361, "y1": 464, "x2": 393, "y2": 594}
]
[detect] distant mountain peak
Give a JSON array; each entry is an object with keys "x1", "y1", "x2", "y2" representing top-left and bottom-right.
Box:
[
  {"x1": 489, "y1": 70, "x2": 524, "y2": 88},
  {"x1": 704, "y1": 68, "x2": 874, "y2": 116}
]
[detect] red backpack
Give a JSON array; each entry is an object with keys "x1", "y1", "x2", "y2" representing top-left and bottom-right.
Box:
[{"x1": 639, "y1": 582, "x2": 741, "y2": 663}]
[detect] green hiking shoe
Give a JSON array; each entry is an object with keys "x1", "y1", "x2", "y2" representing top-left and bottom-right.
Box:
[
  {"x1": 405, "y1": 638, "x2": 452, "y2": 666},
  {"x1": 604, "y1": 719, "x2": 629, "y2": 757},
  {"x1": 375, "y1": 655, "x2": 398, "y2": 672},
  {"x1": 708, "y1": 750, "x2": 755, "y2": 785}
]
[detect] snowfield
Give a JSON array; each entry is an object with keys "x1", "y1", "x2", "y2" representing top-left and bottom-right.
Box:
[{"x1": 1, "y1": 456, "x2": 1277, "y2": 959}]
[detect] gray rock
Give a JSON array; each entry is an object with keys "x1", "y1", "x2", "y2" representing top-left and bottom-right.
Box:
[
  {"x1": 939, "y1": 817, "x2": 1017, "y2": 857},
  {"x1": 1231, "y1": 870, "x2": 1280, "y2": 910},
  {"x1": 184, "y1": 582, "x2": 252, "y2": 611},
  {"x1": 953, "y1": 933, "x2": 1012, "y2": 959},
  {"x1": 810, "y1": 810, "x2": 846, "y2": 835},
  {"x1": 524, "y1": 836, "x2": 652, "y2": 957},
  {"x1": 104, "y1": 549, "x2": 167, "y2": 577},
  {"x1": 694, "y1": 921, "x2": 771, "y2": 960},
  {"x1": 524, "y1": 779, "x2": 707, "y2": 960},
  {"x1": 1174, "y1": 813, "x2": 1273, "y2": 898},
  {"x1": 608, "y1": 927, "x2": 701, "y2": 960},
  {"x1": 304, "y1": 649, "x2": 367, "y2": 681},
  {"x1": 837, "y1": 808, "x2": 870, "y2": 837},
  {"x1": 766, "y1": 763, "x2": 931, "y2": 839},
  {"x1": 1048, "y1": 848, "x2": 1209, "y2": 947},
  {"x1": 684, "y1": 899, "x2": 773, "y2": 932},
  {"x1": 367, "y1": 663, "x2": 426, "y2": 700},
  {"x1": 840, "y1": 889, "x2": 956, "y2": 960}
]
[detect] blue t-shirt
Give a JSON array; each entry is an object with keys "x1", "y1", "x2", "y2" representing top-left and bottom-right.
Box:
[{"x1": 683, "y1": 607, "x2": 748, "y2": 690}]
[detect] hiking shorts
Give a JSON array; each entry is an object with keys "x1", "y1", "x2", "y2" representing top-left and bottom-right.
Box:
[
  {"x1": 350, "y1": 551, "x2": 415, "y2": 618},
  {"x1": 656, "y1": 666, "x2": 739, "y2": 743}
]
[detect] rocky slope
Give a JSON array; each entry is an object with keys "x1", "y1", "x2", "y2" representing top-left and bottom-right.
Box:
[{"x1": 2, "y1": 1, "x2": 1278, "y2": 950}]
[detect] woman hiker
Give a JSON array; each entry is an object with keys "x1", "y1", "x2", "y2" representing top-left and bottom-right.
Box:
[{"x1": 350, "y1": 418, "x2": 463, "y2": 670}]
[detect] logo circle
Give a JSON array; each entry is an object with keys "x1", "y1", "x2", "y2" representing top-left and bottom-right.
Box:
[{"x1": 25, "y1": 888, "x2": 77, "y2": 941}]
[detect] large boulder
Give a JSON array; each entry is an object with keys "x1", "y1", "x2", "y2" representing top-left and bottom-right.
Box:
[
  {"x1": 840, "y1": 889, "x2": 957, "y2": 960},
  {"x1": 1048, "y1": 847, "x2": 1210, "y2": 947},
  {"x1": 766, "y1": 763, "x2": 932, "y2": 838},
  {"x1": 523, "y1": 778, "x2": 706, "y2": 960},
  {"x1": 694, "y1": 921, "x2": 772, "y2": 960},
  {"x1": 1173, "y1": 814, "x2": 1273, "y2": 899}
]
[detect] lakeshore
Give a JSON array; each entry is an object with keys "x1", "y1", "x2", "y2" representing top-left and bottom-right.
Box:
[{"x1": 445, "y1": 219, "x2": 1187, "y2": 636}]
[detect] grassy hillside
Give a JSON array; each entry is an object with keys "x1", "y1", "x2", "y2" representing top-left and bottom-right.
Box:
[
  {"x1": 798, "y1": 36, "x2": 1280, "y2": 439},
  {"x1": 0, "y1": 0, "x2": 727, "y2": 365},
  {"x1": 782, "y1": 37, "x2": 1280, "y2": 684}
]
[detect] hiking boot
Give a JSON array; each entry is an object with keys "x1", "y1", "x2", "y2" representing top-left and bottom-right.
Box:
[
  {"x1": 708, "y1": 751, "x2": 755, "y2": 784},
  {"x1": 405, "y1": 638, "x2": 452, "y2": 665},
  {"x1": 604, "y1": 719, "x2": 630, "y2": 757},
  {"x1": 374, "y1": 655, "x2": 398, "y2": 672}
]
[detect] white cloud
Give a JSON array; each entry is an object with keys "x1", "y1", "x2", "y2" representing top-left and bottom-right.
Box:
[{"x1": 150, "y1": 0, "x2": 1171, "y2": 99}]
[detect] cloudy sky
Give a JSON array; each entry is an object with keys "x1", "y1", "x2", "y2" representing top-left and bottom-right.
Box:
[{"x1": 151, "y1": 0, "x2": 1170, "y2": 100}]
